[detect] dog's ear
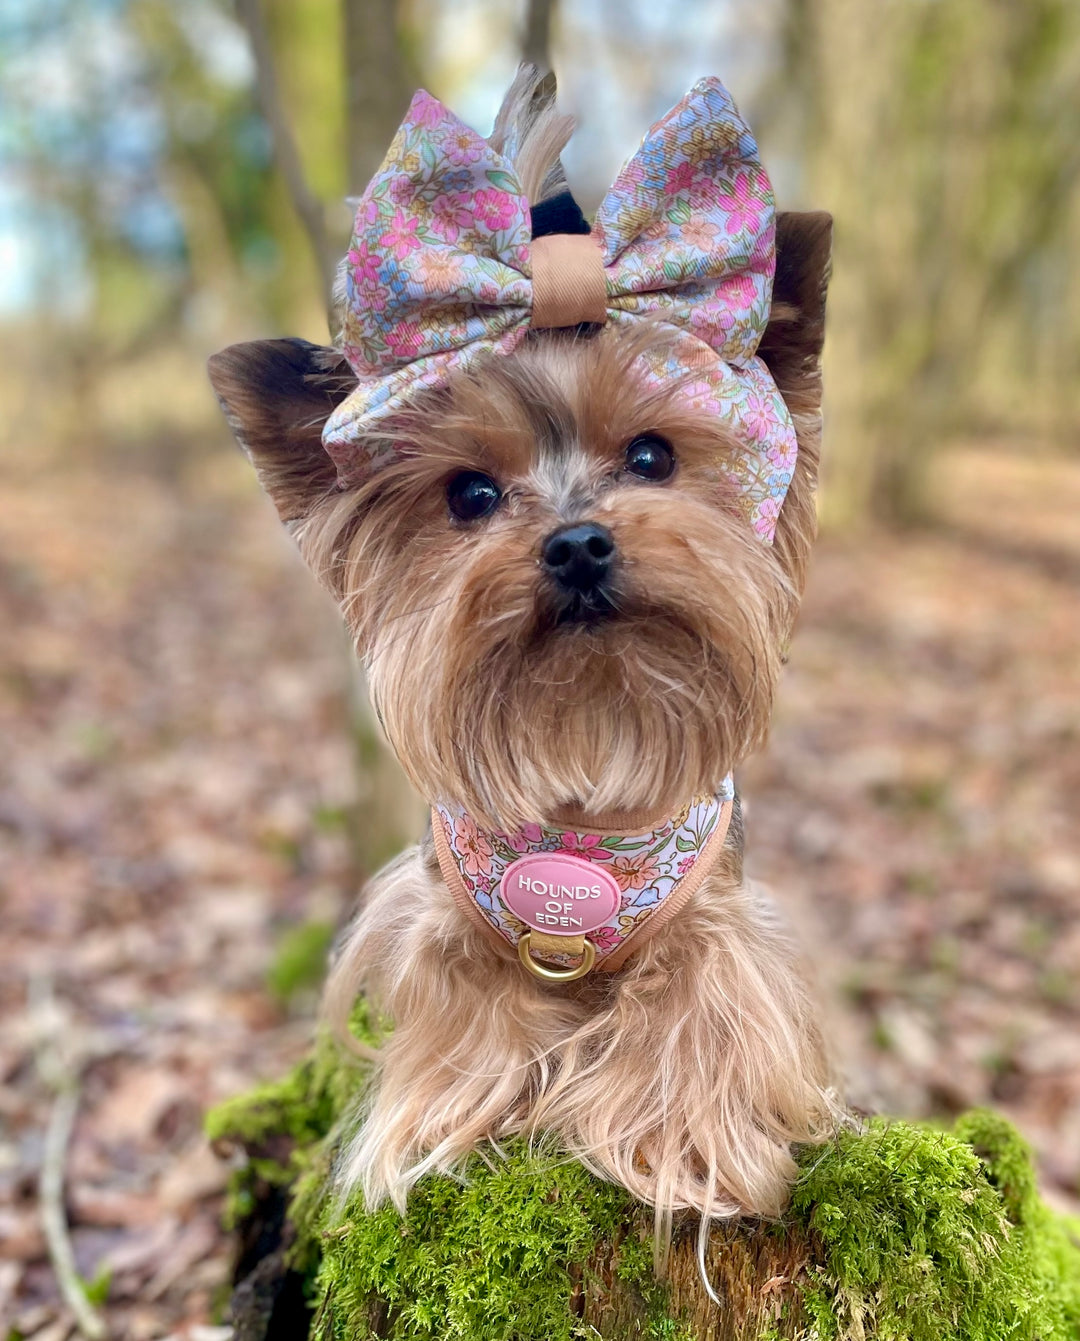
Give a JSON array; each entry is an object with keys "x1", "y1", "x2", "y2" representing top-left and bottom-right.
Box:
[
  {"x1": 761, "y1": 213, "x2": 832, "y2": 602},
  {"x1": 207, "y1": 338, "x2": 357, "y2": 525},
  {"x1": 758, "y1": 211, "x2": 832, "y2": 406}
]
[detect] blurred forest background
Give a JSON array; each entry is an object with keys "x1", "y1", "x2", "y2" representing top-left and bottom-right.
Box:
[{"x1": 1, "y1": 1, "x2": 1079, "y2": 1337}]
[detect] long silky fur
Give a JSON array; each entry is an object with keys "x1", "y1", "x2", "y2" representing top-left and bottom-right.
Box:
[
  {"x1": 297, "y1": 327, "x2": 795, "y2": 830},
  {"x1": 306, "y1": 311, "x2": 839, "y2": 1260},
  {"x1": 323, "y1": 821, "x2": 838, "y2": 1273},
  {"x1": 209, "y1": 70, "x2": 838, "y2": 1283}
]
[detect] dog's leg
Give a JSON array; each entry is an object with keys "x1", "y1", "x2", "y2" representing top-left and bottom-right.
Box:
[
  {"x1": 324, "y1": 841, "x2": 588, "y2": 1209},
  {"x1": 522, "y1": 844, "x2": 835, "y2": 1225}
]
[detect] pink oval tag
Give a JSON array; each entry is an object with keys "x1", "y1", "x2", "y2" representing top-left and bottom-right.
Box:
[{"x1": 500, "y1": 852, "x2": 621, "y2": 936}]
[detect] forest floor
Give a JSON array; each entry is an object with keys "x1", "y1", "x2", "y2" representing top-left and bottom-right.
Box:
[{"x1": 2, "y1": 442, "x2": 1078, "y2": 1339}]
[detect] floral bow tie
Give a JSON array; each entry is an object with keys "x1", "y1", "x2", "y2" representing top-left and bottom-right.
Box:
[{"x1": 323, "y1": 77, "x2": 797, "y2": 543}]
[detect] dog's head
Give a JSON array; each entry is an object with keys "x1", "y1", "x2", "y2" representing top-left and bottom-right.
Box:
[{"x1": 209, "y1": 83, "x2": 831, "y2": 830}]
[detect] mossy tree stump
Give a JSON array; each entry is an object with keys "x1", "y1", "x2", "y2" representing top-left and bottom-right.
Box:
[{"x1": 207, "y1": 1029, "x2": 1080, "y2": 1341}]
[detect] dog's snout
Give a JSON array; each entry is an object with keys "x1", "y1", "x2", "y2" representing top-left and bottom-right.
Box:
[{"x1": 541, "y1": 522, "x2": 615, "y2": 593}]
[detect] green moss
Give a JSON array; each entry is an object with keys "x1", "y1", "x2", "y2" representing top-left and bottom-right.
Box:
[
  {"x1": 81, "y1": 1264, "x2": 112, "y2": 1308},
  {"x1": 789, "y1": 1113, "x2": 1080, "y2": 1340},
  {"x1": 206, "y1": 1038, "x2": 347, "y2": 1167},
  {"x1": 208, "y1": 1029, "x2": 1080, "y2": 1341},
  {"x1": 206, "y1": 1001, "x2": 382, "y2": 1150},
  {"x1": 205, "y1": 1002, "x2": 380, "y2": 1227},
  {"x1": 955, "y1": 1108, "x2": 1080, "y2": 1334},
  {"x1": 266, "y1": 920, "x2": 336, "y2": 1003},
  {"x1": 308, "y1": 1145, "x2": 678, "y2": 1341},
  {"x1": 205, "y1": 1051, "x2": 339, "y2": 1229}
]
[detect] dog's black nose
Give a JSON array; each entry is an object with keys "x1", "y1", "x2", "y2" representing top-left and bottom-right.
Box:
[{"x1": 541, "y1": 522, "x2": 615, "y2": 593}]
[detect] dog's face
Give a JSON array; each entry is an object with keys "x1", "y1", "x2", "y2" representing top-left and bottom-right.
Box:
[
  {"x1": 324, "y1": 329, "x2": 791, "y2": 827},
  {"x1": 209, "y1": 214, "x2": 831, "y2": 829}
]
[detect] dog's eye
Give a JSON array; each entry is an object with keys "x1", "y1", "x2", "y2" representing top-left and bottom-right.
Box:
[
  {"x1": 624, "y1": 435, "x2": 675, "y2": 482},
  {"x1": 446, "y1": 471, "x2": 502, "y2": 522}
]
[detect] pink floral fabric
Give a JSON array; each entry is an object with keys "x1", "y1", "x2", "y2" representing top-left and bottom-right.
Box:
[
  {"x1": 324, "y1": 78, "x2": 797, "y2": 543},
  {"x1": 435, "y1": 778, "x2": 733, "y2": 963}
]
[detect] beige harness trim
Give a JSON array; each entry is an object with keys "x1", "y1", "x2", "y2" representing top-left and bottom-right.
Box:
[
  {"x1": 432, "y1": 815, "x2": 512, "y2": 957},
  {"x1": 529, "y1": 233, "x2": 608, "y2": 329},
  {"x1": 431, "y1": 799, "x2": 734, "y2": 978}
]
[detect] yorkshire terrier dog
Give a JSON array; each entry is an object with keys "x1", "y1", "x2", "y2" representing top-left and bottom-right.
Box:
[{"x1": 210, "y1": 69, "x2": 837, "y2": 1247}]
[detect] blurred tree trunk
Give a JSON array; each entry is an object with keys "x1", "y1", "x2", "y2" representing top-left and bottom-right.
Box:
[
  {"x1": 339, "y1": 0, "x2": 426, "y2": 873},
  {"x1": 264, "y1": 0, "x2": 351, "y2": 321},
  {"x1": 788, "y1": 0, "x2": 1080, "y2": 529},
  {"x1": 235, "y1": 0, "x2": 336, "y2": 312},
  {"x1": 343, "y1": 0, "x2": 415, "y2": 190},
  {"x1": 234, "y1": 0, "x2": 423, "y2": 874},
  {"x1": 522, "y1": 0, "x2": 557, "y2": 68}
]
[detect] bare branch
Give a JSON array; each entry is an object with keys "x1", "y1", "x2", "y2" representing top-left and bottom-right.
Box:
[{"x1": 40, "y1": 1083, "x2": 105, "y2": 1339}]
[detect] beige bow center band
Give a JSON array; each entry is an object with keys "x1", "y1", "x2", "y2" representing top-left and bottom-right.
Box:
[{"x1": 529, "y1": 233, "x2": 609, "y2": 329}]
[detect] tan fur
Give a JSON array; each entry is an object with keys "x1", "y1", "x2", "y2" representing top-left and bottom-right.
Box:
[
  {"x1": 325, "y1": 823, "x2": 835, "y2": 1261},
  {"x1": 207, "y1": 73, "x2": 837, "y2": 1269},
  {"x1": 487, "y1": 64, "x2": 573, "y2": 206},
  {"x1": 298, "y1": 329, "x2": 793, "y2": 830},
  {"x1": 306, "y1": 323, "x2": 840, "y2": 1248}
]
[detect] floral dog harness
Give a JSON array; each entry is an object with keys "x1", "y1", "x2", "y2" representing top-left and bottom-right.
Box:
[{"x1": 433, "y1": 780, "x2": 735, "y2": 981}]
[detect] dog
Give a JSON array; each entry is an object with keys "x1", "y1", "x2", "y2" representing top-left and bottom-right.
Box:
[{"x1": 209, "y1": 67, "x2": 838, "y2": 1254}]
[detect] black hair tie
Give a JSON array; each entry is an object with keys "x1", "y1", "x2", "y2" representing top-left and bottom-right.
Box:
[{"x1": 530, "y1": 190, "x2": 591, "y2": 239}]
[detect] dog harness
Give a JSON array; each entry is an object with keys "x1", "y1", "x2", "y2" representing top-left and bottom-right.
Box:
[{"x1": 432, "y1": 780, "x2": 734, "y2": 982}]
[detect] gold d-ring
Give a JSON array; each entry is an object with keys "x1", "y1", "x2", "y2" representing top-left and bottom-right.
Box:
[{"x1": 518, "y1": 934, "x2": 597, "y2": 982}]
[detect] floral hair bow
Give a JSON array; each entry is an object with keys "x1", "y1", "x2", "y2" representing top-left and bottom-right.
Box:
[{"x1": 324, "y1": 76, "x2": 796, "y2": 543}]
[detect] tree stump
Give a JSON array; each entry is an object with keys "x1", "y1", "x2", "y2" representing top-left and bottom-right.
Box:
[{"x1": 207, "y1": 1027, "x2": 1080, "y2": 1341}]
